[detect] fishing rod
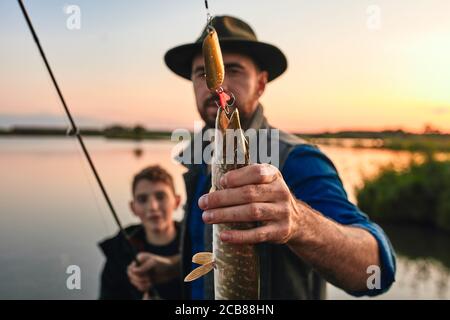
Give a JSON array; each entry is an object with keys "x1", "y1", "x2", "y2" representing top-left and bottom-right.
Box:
[{"x1": 16, "y1": 0, "x2": 158, "y2": 299}]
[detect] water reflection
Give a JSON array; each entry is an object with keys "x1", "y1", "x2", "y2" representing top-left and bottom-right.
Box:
[{"x1": 383, "y1": 224, "x2": 450, "y2": 299}]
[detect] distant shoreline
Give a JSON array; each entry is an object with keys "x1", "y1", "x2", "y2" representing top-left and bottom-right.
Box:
[{"x1": 1, "y1": 126, "x2": 449, "y2": 152}]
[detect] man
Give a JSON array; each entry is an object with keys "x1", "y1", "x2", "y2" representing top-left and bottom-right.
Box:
[
  {"x1": 138, "y1": 15, "x2": 395, "y2": 300},
  {"x1": 98, "y1": 165, "x2": 182, "y2": 299}
]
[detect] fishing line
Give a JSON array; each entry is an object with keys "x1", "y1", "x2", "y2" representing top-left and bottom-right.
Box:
[{"x1": 204, "y1": 0, "x2": 212, "y2": 26}]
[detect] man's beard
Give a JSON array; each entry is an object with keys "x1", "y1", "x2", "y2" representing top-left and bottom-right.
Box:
[{"x1": 200, "y1": 96, "x2": 219, "y2": 128}]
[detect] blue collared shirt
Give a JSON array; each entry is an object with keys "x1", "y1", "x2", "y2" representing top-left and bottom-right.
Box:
[
  {"x1": 189, "y1": 164, "x2": 210, "y2": 300},
  {"x1": 189, "y1": 144, "x2": 396, "y2": 299}
]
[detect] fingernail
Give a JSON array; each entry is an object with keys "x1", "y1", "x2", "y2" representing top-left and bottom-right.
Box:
[
  {"x1": 202, "y1": 211, "x2": 212, "y2": 222},
  {"x1": 199, "y1": 194, "x2": 208, "y2": 209},
  {"x1": 221, "y1": 232, "x2": 230, "y2": 241},
  {"x1": 220, "y1": 175, "x2": 227, "y2": 188},
  {"x1": 260, "y1": 164, "x2": 277, "y2": 176}
]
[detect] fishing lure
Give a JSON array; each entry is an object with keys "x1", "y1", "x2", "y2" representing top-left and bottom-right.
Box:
[
  {"x1": 201, "y1": 0, "x2": 230, "y2": 108},
  {"x1": 202, "y1": 22, "x2": 234, "y2": 111},
  {"x1": 203, "y1": 27, "x2": 224, "y2": 92}
]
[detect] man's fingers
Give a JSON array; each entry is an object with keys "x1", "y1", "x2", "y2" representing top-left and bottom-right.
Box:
[
  {"x1": 202, "y1": 203, "x2": 276, "y2": 224},
  {"x1": 221, "y1": 164, "x2": 279, "y2": 188},
  {"x1": 199, "y1": 182, "x2": 285, "y2": 210}
]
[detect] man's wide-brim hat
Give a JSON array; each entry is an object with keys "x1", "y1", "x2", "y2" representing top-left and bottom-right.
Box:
[{"x1": 164, "y1": 15, "x2": 287, "y2": 82}]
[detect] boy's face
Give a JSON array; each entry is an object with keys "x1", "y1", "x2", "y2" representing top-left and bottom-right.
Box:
[{"x1": 130, "y1": 180, "x2": 180, "y2": 234}]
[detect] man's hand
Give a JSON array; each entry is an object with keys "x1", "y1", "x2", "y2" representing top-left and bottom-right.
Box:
[
  {"x1": 200, "y1": 163, "x2": 303, "y2": 245},
  {"x1": 127, "y1": 253, "x2": 180, "y2": 293},
  {"x1": 199, "y1": 163, "x2": 382, "y2": 292}
]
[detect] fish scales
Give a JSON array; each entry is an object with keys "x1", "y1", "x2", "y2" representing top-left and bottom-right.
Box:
[{"x1": 211, "y1": 107, "x2": 260, "y2": 300}]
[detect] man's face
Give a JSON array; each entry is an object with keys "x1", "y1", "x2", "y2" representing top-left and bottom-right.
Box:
[
  {"x1": 130, "y1": 180, "x2": 180, "y2": 234},
  {"x1": 191, "y1": 52, "x2": 268, "y2": 128}
]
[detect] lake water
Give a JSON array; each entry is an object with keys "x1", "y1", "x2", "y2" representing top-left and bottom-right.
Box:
[{"x1": 0, "y1": 137, "x2": 448, "y2": 299}]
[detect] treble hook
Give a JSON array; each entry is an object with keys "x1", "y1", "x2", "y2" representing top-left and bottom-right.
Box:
[{"x1": 214, "y1": 87, "x2": 235, "y2": 114}]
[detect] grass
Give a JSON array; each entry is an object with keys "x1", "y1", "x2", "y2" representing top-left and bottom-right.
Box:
[
  {"x1": 383, "y1": 136, "x2": 450, "y2": 152},
  {"x1": 297, "y1": 131, "x2": 450, "y2": 152},
  {"x1": 356, "y1": 154, "x2": 450, "y2": 232}
]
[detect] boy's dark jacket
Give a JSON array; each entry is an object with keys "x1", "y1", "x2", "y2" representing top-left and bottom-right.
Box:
[{"x1": 98, "y1": 223, "x2": 182, "y2": 300}]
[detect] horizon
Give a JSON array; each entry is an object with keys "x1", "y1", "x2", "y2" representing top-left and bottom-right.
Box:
[
  {"x1": 1, "y1": 0, "x2": 449, "y2": 133},
  {"x1": 1, "y1": 112, "x2": 448, "y2": 135}
]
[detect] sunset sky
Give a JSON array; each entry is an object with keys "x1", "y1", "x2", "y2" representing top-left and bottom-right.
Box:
[{"x1": 1, "y1": 0, "x2": 449, "y2": 133}]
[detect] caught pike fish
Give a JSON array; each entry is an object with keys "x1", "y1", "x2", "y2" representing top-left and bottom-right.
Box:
[
  {"x1": 185, "y1": 105, "x2": 260, "y2": 300},
  {"x1": 183, "y1": 26, "x2": 260, "y2": 299}
]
